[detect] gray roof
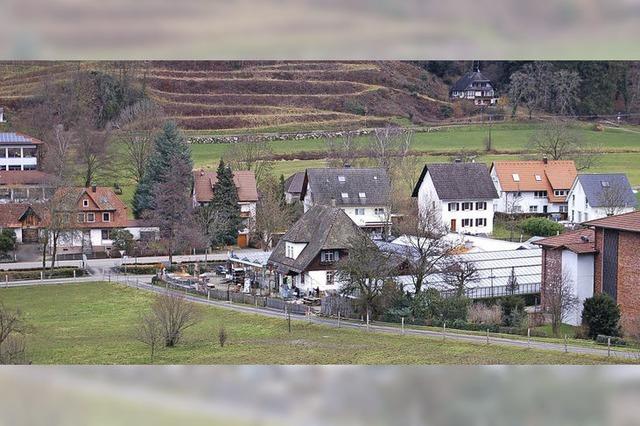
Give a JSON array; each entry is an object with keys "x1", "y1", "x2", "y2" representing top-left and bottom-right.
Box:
[
  {"x1": 268, "y1": 205, "x2": 365, "y2": 274},
  {"x1": 450, "y1": 70, "x2": 493, "y2": 92},
  {"x1": 301, "y1": 168, "x2": 391, "y2": 207},
  {"x1": 0, "y1": 132, "x2": 40, "y2": 144},
  {"x1": 577, "y1": 174, "x2": 637, "y2": 208},
  {"x1": 284, "y1": 171, "x2": 305, "y2": 195},
  {"x1": 412, "y1": 163, "x2": 498, "y2": 200}
]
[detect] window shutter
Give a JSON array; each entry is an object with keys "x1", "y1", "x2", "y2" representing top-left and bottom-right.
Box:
[{"x1": 334, "y1": 251, "x2": 340, "y2": 261}]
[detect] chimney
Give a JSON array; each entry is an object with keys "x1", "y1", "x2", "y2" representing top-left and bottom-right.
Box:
[
  {"x1": 91, "y1": 184, "x2": 97, "y2": 193},
  {"x1": 542, "y1": 157, "x2": 548, "y2": 164}
]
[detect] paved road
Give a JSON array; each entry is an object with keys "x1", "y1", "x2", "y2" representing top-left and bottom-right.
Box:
[
  {"x1": 0, "y1": 249, "x2": 264, "y2": 271},
  {"x1": 3, "y1": 273, "x2": 637, "y2": 362}
]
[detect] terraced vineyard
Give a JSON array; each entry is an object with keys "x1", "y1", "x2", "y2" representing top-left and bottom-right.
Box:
[{"x1": 0, "y1": 60, "x2": 450, "y2": 132}]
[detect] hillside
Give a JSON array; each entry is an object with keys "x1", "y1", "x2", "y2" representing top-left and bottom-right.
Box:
[{"x1": 0, "y1": 61, "x2": 451, "y2": 132}]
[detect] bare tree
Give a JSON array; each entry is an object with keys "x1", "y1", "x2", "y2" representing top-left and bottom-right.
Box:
[
  {"x1": 393, "y1": 204, "x2": 454, "y2": 297},
  {"x1": 326, "y1": 132, "x2": 360, "y2": 167},
  {"x1": 135, "y1": 313, "x2": 163, "y2": 363},
  {"x1": 541, "y1": 271, "x2": 580, "y2": 337},
  {"x1": 254, "y1": 176, "x2": 294, "y2": 250},
  {"x1": 368, "y1": 127, "x2": 413, "y2": 175},
  {"x1": 336, "y1": 233, "x2": 396, "y2": 317},
  {"x1": 41, "y1": 183, "x2": 78, "y2": 275},
  {"x1": 218, "y1": 326, "x2": 228, "y2": 348},
  {"x1": 74, "y1": 116, "x2": 113, "y2": 187},
  {"x1": 551, "y1": 69, "x2": 581, "y2": 116},
  {"x1": 193, "y1": 204, "x2": 230, "y2": 250},
  {"x1": 223, "y1": 139, "x2": 273, "y2": 185},
  {"x1": 0, "y1": 302, "x2": 27, "y2": 365},
  {"x1": 112, "y1": 99, "x2": 165, "y2": 183},
  {"x1": 152, "y1": 292, "x2": 200, "y2": 347},
  {"x1": 45, "y1": 124, "x2": 75, "y2": 180},
  {"x1": 441, "y1": 259, "x2": 479, "y2": 297},
  {"x1": 598, "y1": 180, "x2": 633, "y2": 216},
  {"x1": 527, "y1": 120, "x2": 599, "y2": 170}
]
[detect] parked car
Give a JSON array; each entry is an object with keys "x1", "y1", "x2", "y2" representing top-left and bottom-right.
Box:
[{"x1": 215, "y1": 265, "x2": 228, "y2": 275}]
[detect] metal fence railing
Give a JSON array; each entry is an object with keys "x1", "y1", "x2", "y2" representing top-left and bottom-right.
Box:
[{"x1": 440, "y1": 283, "x2": 541, "y2": 300}]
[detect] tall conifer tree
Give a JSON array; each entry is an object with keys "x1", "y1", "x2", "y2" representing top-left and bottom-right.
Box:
[{"x1": 211, "y1": 160, "x2": 242, "y2": 245}]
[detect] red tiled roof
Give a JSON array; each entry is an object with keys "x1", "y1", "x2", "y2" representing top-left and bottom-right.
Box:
[
  {"x1": 192, "y1": 169, "x2": 258, "y2": 203},
  {"x1": 584, "y1": 211, "x2": 640, "y2": 233},
  {"x1": 533, "y1": 228, "x2": 596, "y2": 254},
  {"x1": 491, "y1": 160, "x2": 577, "y2": 203},
  {"x1": 0, "y1": 203, "x2": 48, "y2": 228},
  {"x1": 57, "y1": 187, "x2": 130, "y2": 228},
  {"x1": 0, "y1": 171, "x2": 55, "y2": 186}
]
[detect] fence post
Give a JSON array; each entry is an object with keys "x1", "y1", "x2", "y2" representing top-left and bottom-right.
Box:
[
  {"x1": 40, "y1": 271, "x2": 43, "y2": 281},
  {"x1": 287, "y1": 308, "x2": 291, "y2": 333},
  {"x1": 5, "y1": 275, "x2": 7, "y2": 287},
  {"x1": 486, "y1": 329, "x2": 489, "y2": 345},
  {"x1": 527, "y1": 328, "x2": 531, "y2": 349},
  {"x1": 564, "y1": 334, "x2": 568, "y2": 353},
  {"x1": 401, "y1": 317, "x2": 405, "y2": 335},
  {"x1": 366, "y1": 310, "x2": 370, "y2": 332},
  {"x1": 337, "y1": 311, "x2": 341, "y2": 328},
  {"x1": 608, "y1": 337, "x2": 611, "y2": 357},
  {"x1": 442, "y1": 322, "x2": 446, "y2": 342},
  {"x1": 73, "y1": 270, "x2": 76, "y2": 279}
]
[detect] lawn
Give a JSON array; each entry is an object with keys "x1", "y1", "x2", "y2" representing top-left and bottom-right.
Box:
[{"x1": 0, "y1": 282, "x2": 629, "y2": 364}]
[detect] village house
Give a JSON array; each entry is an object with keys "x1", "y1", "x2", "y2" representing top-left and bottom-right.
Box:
[
  {"x1": 585, "y1": 211, "x2": 640, "y2": 334},
  {"x1": 533, "y1": 228, "x2": 597, "y2": 325},
  {"x1": 0, "y1": 132, "x2": 43, "y2": 171},
  {"x1": 268, "y1": 205, "x2": 365, "y2": 296},
  {"x1": 567, "y1": 173, "x2": 637, "y2": 223},
  {"x1": 449, "y1": 69, "x2": 498, "y2": 106},
  {"x1": 300, "y1": 167, "x2": 392, "y2": 236},
  {"x1": 490, "y1": 159, "x2": 577, "y2": 217},
  {"x1": 535, "y1": 211, "x2": 640, "y2": 332},
  {"x1": 0, "y1": 170, "x2": 55, "y2": 203},
  {"x1": 283, "y1": 171, "x2": 305, "y2": 204},
  {"x1": 0, "y1": 203, "x2": 48, "y2": 244},
  {"x1": 192, "y1": 169, "x2": 258, "y2": 247},
  {"x1": 412, "y1": 162, "x2": 498, "y2": 234},
  {"x1": 57, "y1": 186, "x2": 158, "y2": 256},
  {"x1": 0, "y1": 186, "x2": 158, "y2": 256}
]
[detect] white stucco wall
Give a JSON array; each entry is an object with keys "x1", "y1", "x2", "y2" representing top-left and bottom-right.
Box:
[
  {"x1": 561, "y1": 250, "x2": 595, "y2": 325},
  {"x1": 417, "y1": 170, "x2": 496, "y2": 234}
]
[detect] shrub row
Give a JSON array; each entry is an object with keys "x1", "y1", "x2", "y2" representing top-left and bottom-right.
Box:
[{"x1": 0, "y1": 267, "x2": 86, "y2": 281}]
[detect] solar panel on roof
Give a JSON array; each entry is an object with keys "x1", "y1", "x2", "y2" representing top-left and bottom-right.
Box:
[{"x1": 0, "y1": 133, "x2": 32, "y2": 144}]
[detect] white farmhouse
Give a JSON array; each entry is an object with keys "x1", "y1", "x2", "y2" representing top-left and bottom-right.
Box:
[
  {"x1": 300, "y1": 167, "x2": 391, "y2": 236},
  {"x1": 567, "y1": 173, "x2": 637, "y2": 223},
  {"x1": 490, "y1": 159, "x2": 577, "y2": 217},
  {"x1": 412, "y1": 162, "x2": 498, "y2": 235}
]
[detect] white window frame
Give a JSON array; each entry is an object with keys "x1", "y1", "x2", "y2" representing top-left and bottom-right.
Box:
[
  {"x1": 82, "y1": 199, "x2": 89, "y2": 207},
  {"x1": 355, "y1": 208, "x2": 365, "y2": 216},
  {"x1": 529, "y1": 206, "x2": 538, "y2": 213},
  {"x1": 475, "y1": 201, "x2": 487, "y2": 210},
  {"x1": 374, "y1": 207, "x2": 385, "y2": 215},
  {"x1": 102, "y1": 212, "x2": 111, "y2": 222},
  {"x1": 462, "y1": 202, "x2": 473, "y2": 211},
  {"x1": 86, "y1": 212, "x2": 95, "y2": 223},
  {"x1": 448, "y1": 202, "x2": 459, "y2": 212}
]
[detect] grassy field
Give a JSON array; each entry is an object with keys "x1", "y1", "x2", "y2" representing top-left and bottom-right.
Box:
[{"x1": 0, "y1": 282, "x2": 630, "y2": 364}]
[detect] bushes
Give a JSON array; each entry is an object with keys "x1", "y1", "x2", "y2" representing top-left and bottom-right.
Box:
[
  {"x1": 595, "y1": 334, "x2": 626, "y2": 346},
  {"x1": 412, "y1": 289, "x2": 469, "y2": 323},
  {"x1": 467, "y1": 303, "x2": 502, "y2": 326},
  {"x1": 582, "y1": 294, "x2": 621, "y2": 338},
  {"x1": 519, "y1": 217, "x2": 564, "y2": 237}
]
